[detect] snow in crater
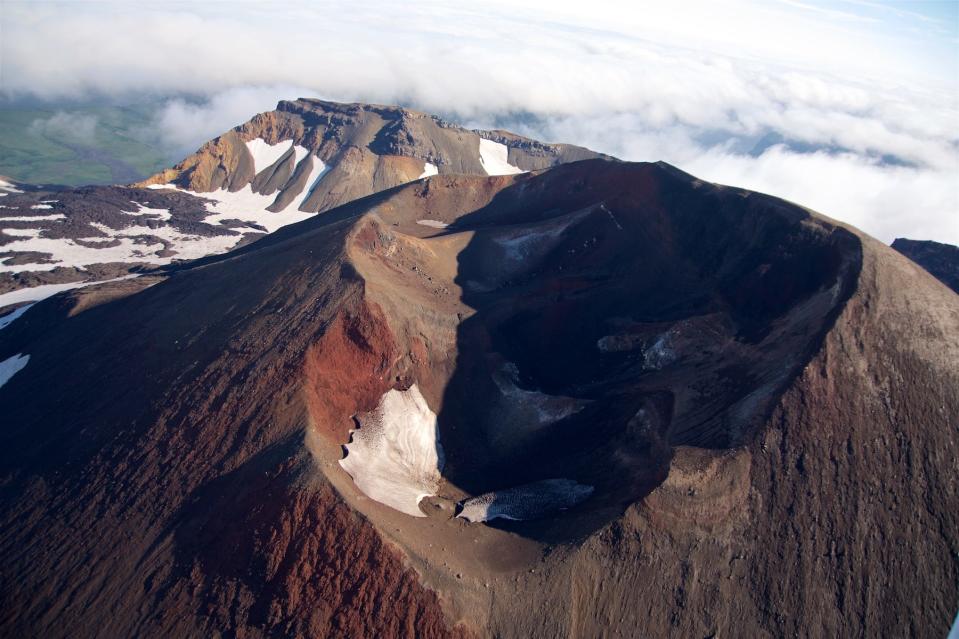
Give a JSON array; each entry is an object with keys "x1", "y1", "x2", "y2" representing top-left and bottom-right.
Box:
[
  {"x1": 338, "y1": 384, "x2": 444, "y2": 517},
  {"x1": 492, "y1": 212, "x2": 584, "y2": 263},
  {"x1": 29, "y1": 204, "x2": 53, "y2": 210},
  {"x1": 0, "y1": 354, "x2": 29, "y2": 389},
  {"x1": 418, "y1": 162, "x2": 438, "y2": 179},
  {"x1": 245, "y1": 138, "x2": 294, "y2": 174},
  {"x1": 479, "y1": 139, "x2": 524, "y2": 176},
  {"x1": 457, "y1": 479, "x2": 594, "y2": 523},
  {"x1": 493, "y1": 362, "x2": 587, "y2": 426},
  {"x1": 416, "y1": 219, "x2": 448, "y2": 229},
  {"x1": 0, "y1": 303, "x2": 33, "y2": 330},
  {"x1": 0, "y1": 274, "x2": 143, "y2": 309}
]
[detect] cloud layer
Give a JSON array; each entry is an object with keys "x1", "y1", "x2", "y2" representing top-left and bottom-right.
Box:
[{"x1": 2, "y1": 1, "x2": 956, "y2": 243}]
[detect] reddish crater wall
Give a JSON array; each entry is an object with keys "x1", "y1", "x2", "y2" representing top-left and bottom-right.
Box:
[{"x1": 303, "y1": 299, "x2": 399, "y2": 443}]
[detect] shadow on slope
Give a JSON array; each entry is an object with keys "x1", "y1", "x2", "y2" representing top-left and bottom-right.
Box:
[{"x1": 433, "y1": 160, "x2": 862, "y2": 543}]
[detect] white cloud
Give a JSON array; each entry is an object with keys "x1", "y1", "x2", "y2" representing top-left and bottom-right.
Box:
[
  {"x1": 150, "y1": 85, "x2": 312, "y2": 156},
  {"x1": 28, "y1": 111, "x2": 99, "y2": 144},
  {"x1": 1, "y1": 0, "x2": 956, "y2": 243}
]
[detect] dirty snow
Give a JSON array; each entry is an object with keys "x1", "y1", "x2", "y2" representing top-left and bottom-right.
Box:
[
  {"x1": 478, "y1": 139, "x2": 524, "y2": 176},
  {"x1": 0, "y1": 354, "x2": 29, "y2": 389},
  {"x1": 492, "y1": 362, "x2": 587, "y2": 425},
  {"x1": 418, "y1": 162, "x2": 438, "y2": 179},
  {"x1": 0, "y1": 303, "x2": 33, "y2": 330},
  {"x1": 339, "y1": 384, "x2": 444, "y2": 517},
  {"x1": 245, "y1": 138, "x2": 294, "y2": 174},
  {"x1": 457, "y1": 479, "x2": 594, "y2": 523},
  {"x1": 416, "y1": 219, "x2": 448, "y2": 229},
  {"x1": 492, "y1": 212, "x2": 584, "y2": 263},
  {"x1": 0, "y1": 274, "x2": 142, "y2": 309}
]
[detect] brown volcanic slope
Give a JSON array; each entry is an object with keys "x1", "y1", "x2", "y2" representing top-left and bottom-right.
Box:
[{"x1": 0, "y1": 160, "x2": 957, "y2": 638}]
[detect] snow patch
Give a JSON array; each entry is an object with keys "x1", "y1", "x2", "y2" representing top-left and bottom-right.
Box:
[
  {"x1": 151, "y1": 149, "x2": 327, "y2": 234},
  {"x1": 339, "y1": 384, "x2": 444, "y2": 517},
  {"x1": 493, "y1": 362, "x2": 586, "y2": 425},
  {"x1": 493, "y1": 214, "x2": 580, "y2": 262},
  {"x1": 0, "y1": 179, "x2": 23, "y2": 195},
  {"x1": 457, "y1": 479, "x2": 594, "y2": 523},
  {"x1": 0, "y1": 214, "x2": 66, "y2": 222},
  {"x1": 478, "y1": 139, "x2": 524, "y2": 176},
  {"x1": 416, "y1": 219, "x2": 448, "y2": 229},
  {"x1": 418, "y1": 162, "x2": 438, "y2": 179},
  {"x1": 29, "y1": 204, "x2": 53, "y2": 210},
  {"x1": 0, "y1": 304, "x2": 33, "y2": 330},
  {"x1": 133, "y1": 202, "x2": 171, "y2": 220},
  {"x1": 0, "y1": 354, "x2": 29, "y2": 389},
  {"x1": 0, "y1": 274, "x2": 143, "y2": 309},
  {"x1": 245, "y1": 138, "x2": 294, "y2": 174}
]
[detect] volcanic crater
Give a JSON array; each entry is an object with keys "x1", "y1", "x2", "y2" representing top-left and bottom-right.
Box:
[{"x1": 305, "y1": 160, "x2": 861, "y2": 553}]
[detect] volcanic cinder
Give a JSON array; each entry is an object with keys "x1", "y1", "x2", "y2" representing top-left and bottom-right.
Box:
[{"x1": 0, "y1": 119, "x2": 956, "y2": 638}]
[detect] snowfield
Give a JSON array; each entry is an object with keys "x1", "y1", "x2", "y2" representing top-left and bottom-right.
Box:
[
  {"x1": 479, "y1": 139, "x2": 524, "y2": 176},
  {"x1": 150, "y1": 144, "x2": 329, "y2": 234},
  {"x1": 457, "y1": 479, "x2": 594, "y2": 523},
  {"x1": 0, "y1": 354, "x2": 29, "y2": 389},
  {"x1": 245, "y1": 138, "x2": 295, "y2": 174},
  {"x1": 339, "y1": 385, "x2": 444, "y2": 517}
]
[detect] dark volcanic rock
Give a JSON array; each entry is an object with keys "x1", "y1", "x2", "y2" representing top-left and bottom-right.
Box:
[
  {"x1": 0, "y1": 159, "x2": 955, "y2": 638},
  {"x1": 892, "y1": 237, "x2": 959, "y2": 293}
]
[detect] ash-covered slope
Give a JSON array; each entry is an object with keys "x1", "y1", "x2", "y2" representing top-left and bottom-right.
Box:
[
  {"x1": 0, "y1": 99, "x2": 603, "y2": 303},
  {"x1": 0, "y1": 160, "x2": 956, "y2": 638},
  {"x1": 892, "y1": 237, "x2": 959, "y2": 294}
]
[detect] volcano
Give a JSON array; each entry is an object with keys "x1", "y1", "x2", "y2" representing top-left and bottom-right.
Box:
[{"x1": 0, "y1": 118, "x2": 957, "y2": 637}]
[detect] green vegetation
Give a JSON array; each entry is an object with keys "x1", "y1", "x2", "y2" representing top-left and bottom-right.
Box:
[{"x1": 0, "y1": 104, "x2": 173, "y2": 186}]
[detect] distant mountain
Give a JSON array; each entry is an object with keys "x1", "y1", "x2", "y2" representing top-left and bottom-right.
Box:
[
  {"x1": 891, "y1": 237, "x2": 959, "y2": 294},
  {"x1": 0, "y1": 99, "x2": 604, "y2": 307},
  {"x1": 1, "y1": 158, "x2": 956, "y2": 637}
]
